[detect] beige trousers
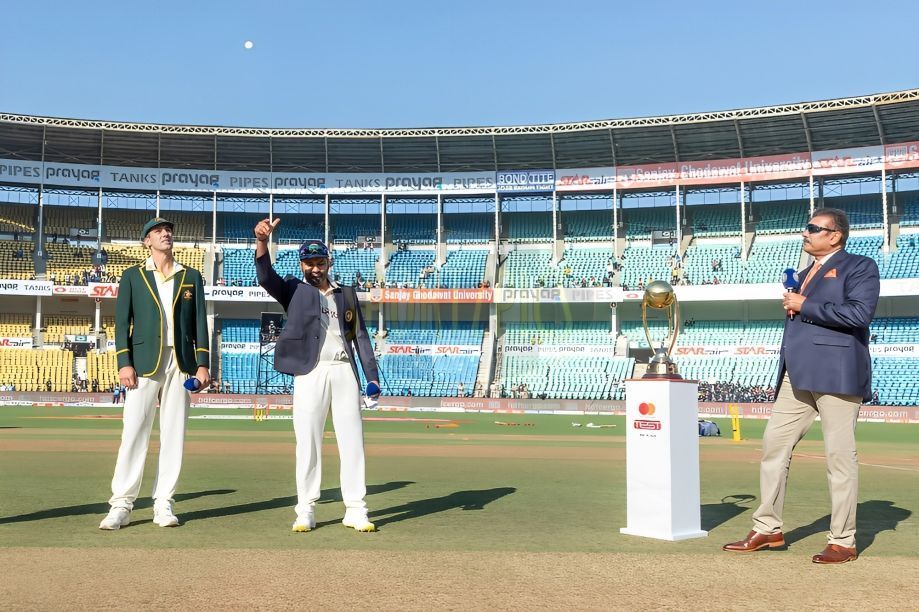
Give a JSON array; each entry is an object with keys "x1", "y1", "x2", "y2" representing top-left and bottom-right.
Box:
[
  {"x1": 108, "y1": 352, "x2": 190, "y2": 511},
  {"x1": 753, "y1": 373, "x2": 861, "y2": 548}
]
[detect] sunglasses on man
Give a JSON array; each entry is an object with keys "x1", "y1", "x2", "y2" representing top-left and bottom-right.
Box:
[{"x1": 805, "y1": 223, "x2": 839, "y2": 235}]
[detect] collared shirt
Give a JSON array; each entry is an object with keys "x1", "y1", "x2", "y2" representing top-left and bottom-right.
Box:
[
  {"x1": 146, "y1": 256, "x2": 184, "y2": 347},
  {"x1": 814, "y1": 248, "x2": 842, "y2": 267},
  {"x1": 317, "y1": 279, "x2": 348, "y2": 362}
]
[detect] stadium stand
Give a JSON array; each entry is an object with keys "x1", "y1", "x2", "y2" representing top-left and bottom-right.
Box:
[
  {"x1": 221, "y1": 247, "x2": 257, "y2": 286},
  {"x1": 0, "y1": 313, "x2": 31, "y2": 338},
  {"x1": 219, "y1": 212, "x2": 267, "y2": 241},
  {"x1": 0, "y1": 240, "x2": 35, "y2": 279},
  {"x1": 559, "y1": 247, "x2": 613, "y2": 287},
  {"x1": 103, "y1": 209, "x2": 153, "y2": 241},
  {"x1": 435, "y1": 249, "x2": 488, "y2": 288},
  {"x1": 385, "y1": 249, "x2": 434, "y2": 287},
  {"x1": 0, "y1": 348, "x2": 73, "y2": 391},
  {"x1": 618, "y1": 244, "x2": 675, "y2": 289},
  {"x1": 274, "y1": 248, "x2": 301, "y2": 279},
  {"x1": 681, "y1": 242, "x2": 743, "y2": 285},
  {"x1": 623, "y1": 207, "x2": 673, "y2": 240},
  {"x1": 44, "y1": 243, "x2": 97, "y2": 284},
  {"x1": 444, "y1": 212, "x2": 493, "y2": 243},
  {"x1": 690, "y1": 204, "x2": 741, "y2": 238},
  {"x1": 376, "y1": 322, "x2": 484, "y2": 397},
  {"x1": 844, "y1": 234, "x2": 882, "y2": 261},
  {"x1": 561, "y1": 210, "x2": 614, "y2": 241},
  {"x1": 0, "y1": 203, "x2": 36, "y2": 234},
  {"x1": 101, "y1": 316, "x2": 115, "y2": 340},
  {"x1": 872, "y1": 358, "x2": 919, "y2": 406},
  {"x1": 752, "y1": 199, "x2": 809, "y2": 235},
  {"x1": 743, "y1": 239, "x2": 802, "y2": 284},
  {"x1": 42, "y1": 315, "x2": 93, "y2": 345},
  {"x1": 500, "y1": 322, "x2": 633, "y2": 400},
  {"x1": 879, "y1": 233, "x2": 919, "y2": 279},
  {"x1": 219, "y1": 319, "x2": 266, "y2": 394},
  {"x1": 502, "y1": 249, "x2": 560, "y2": 288},
  {"x1": 870, "y1": 316, "x2": 919, "y2": 343},
  {"x1": 102, "y1": 207, "x2": 211, "y2": 242},
  {"x1": 677, "y1": 355, "x2": 777, "y2": 387},
  {"x1": 42, "y1": 205, "x2": 96, "y2": 238},
  {"x1": 504, "y1": 212, "x2": 552, "y2": 242},
  {"x1": 825, "y1": 194, "x2": 883, "y2": 229},
  {"x1": 330, "y1": 212, "x2": 379, "y2": 243},
  {"x1": 274, "y1": 212, "x2": 324, "y2": 242},
  {"x1": 390, "y1": 213, "x2": 436, "y2": 244},
  {"x1": 900, "y1": 193, "x2": 919, "y2": 227},
  {"x1": 86, "y1": 350, "x2": 119, "y2": 392},
  {"x1": 331, "y1": 247, "x2": 379, "y2": 287}
]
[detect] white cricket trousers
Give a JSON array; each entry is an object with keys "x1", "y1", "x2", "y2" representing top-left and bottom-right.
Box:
[
  {"x1": 108, "y1": 352, "x2": 190, "y2": 510},
  {"x1": 293, "y1": 361, "x2": 367, "y2": 517}
]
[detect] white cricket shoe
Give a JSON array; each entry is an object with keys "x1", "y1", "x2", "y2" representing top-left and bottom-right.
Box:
[
  {"x1": 153, "y1": 503, "x2": 180, "y2": 527},
  {"x1": 342, "y1": 509, "x2": 376, "y2": 532},
  {"x1": 99, "y1": 507, "x2": 131, "y2": 530},
  {"x1": 292, "y1": 511, "x2": 316, "y2": 533}
]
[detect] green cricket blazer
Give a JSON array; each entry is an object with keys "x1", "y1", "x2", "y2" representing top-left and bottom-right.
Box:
[{"x1": 114, "y1": 263, "x2": 210, "y2": 377}]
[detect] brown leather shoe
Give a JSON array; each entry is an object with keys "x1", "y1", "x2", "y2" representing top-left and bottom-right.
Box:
[
  {"x1": 812, "y1": 544, "x2": 857, "y2": 564},
  {"x1": 723, "y1": 530, "x2": 786, "y2": 552}
]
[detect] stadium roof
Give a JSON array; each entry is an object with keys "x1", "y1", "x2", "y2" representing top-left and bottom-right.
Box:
[{"x1": 2, "y1": 88, "x2": 919, "y2": 174}]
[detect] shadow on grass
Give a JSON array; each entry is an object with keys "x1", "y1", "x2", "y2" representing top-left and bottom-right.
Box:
[
  {"x1": 346, "y1": 487, "x2": 516, "y2": 529},
  {"x1": 180, "y1": 480, "x2": 415, "y2": 524},
  {"x1": 0, "y1": 489, "x2": 235, "y2": 525},
  {"x1": 783, "y1": 499, "x2": 912, "y2": 553},
  {"x1": 701, "y1": 494, "x2": 756, "y2": 531}
]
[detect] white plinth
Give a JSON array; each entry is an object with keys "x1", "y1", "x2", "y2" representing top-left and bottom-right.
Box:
[{"x1": 620, "y1": 379, "x2": 708, "y2": 541}]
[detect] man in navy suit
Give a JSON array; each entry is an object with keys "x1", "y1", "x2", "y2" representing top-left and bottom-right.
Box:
[
  {"x1": 724, "y1": 208, "x2": 880, "y2": 564},
  {"x1": 254, "y1": 218, "x2": 380, "y2": 533}
]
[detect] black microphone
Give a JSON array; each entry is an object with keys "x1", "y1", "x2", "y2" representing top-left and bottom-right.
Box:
[{"x1": 782, "y1": 268, "x2": 800, "y2": 320}]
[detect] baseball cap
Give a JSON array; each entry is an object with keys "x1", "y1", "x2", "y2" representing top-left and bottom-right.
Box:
[
  {"x1": 298, "y1": 239, "x2": 330, "y2": 260},
  {"x1": 141, "y1": 217, "x2": 174, "y2": 239}
]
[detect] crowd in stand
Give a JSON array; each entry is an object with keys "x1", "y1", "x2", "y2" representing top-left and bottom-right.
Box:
[
  {"x1": 698, "y1": 381, "x2": 775, "y2": 403},
  {"x1": 51, "y1": 265, "x2": 116, "y2": 286}
]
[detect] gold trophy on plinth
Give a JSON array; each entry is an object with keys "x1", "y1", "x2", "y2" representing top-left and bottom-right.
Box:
[{"x1": 641, "y1": 280, "x2": 682, "y2": 379}]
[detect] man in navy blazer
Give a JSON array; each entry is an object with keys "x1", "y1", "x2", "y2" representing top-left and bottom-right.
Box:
[
  {"x1": 724, "y1": 208, "x2": 879, "y2": 564},
  {"x1": 254, "y1": 218, "x2": 380, "y2": 533}
]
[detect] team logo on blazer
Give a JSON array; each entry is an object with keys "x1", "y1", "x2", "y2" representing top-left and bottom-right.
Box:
[
  {"x1": 344, "y1": 309, "x2": 354, "y2": 323},
  {"x1": 183, "y1": 289, "x2": 193, "y2": 300}
]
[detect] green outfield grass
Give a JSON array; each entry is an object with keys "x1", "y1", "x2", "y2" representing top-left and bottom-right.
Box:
[{"x1": 1, "y1": 406, "x2": 916, "y2": 558}]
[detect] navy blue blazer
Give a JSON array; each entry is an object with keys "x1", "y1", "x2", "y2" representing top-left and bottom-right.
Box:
[
  {"x1": 776, "y1": 250, "x2": 880, "y2": 401},
  {"x1": 256, "y1": 253, "x2": 379, "y2": 386}
]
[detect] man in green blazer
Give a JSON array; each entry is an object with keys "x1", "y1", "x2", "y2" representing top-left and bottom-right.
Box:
[{"x1": 99, "y1": 217, "x2": 211, "y2": 530}]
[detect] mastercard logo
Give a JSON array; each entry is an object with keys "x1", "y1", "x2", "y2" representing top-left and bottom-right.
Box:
[{"x1": 638, "y1": 402, "x2": 656, "y2": 416}]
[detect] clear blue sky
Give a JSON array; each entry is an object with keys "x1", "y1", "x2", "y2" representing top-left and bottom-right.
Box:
[{"x1": 1, "y1": 0, "x2": 917, "y2": 129}]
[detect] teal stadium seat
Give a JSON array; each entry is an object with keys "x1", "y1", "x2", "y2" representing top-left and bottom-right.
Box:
[{"x1": 500, "y1": 322, "x2": 634, "y2": 400}]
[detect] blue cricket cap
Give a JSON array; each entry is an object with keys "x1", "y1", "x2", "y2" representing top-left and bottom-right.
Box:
[{"x1": 298, "y1": 240, "x2": 330, "y2": 260}]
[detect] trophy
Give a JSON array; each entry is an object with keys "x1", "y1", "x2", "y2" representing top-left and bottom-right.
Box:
[{"x1": 641, "y1": 280, "x2": 682, "y2": 379}]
